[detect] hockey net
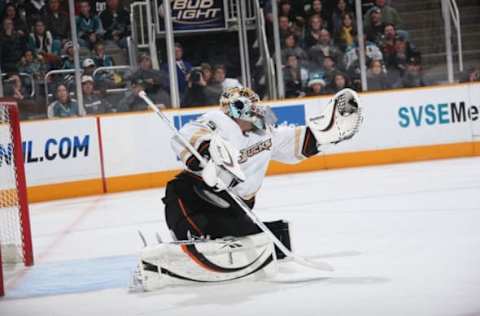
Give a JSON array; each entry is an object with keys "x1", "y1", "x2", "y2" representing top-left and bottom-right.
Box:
[{"x1": 0, "y1": 101, "x2": 33, "y2": 296}]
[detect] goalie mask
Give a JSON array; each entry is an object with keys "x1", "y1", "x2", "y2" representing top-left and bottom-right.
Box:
[{"x1": 220, "y1": 87, "x2": 277, "y2": 131}]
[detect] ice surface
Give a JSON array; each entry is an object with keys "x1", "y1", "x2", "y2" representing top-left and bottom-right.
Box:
[{"x1": 1, "y1": 157, "x2": 480, "y2": 316}]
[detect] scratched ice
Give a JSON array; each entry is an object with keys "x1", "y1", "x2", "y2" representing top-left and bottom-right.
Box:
[{"x1": 1, "y1": 157, "x2": 480, "y2": 316}]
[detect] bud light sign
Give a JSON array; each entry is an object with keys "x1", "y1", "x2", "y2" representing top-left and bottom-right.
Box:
[{"x1": 157, "y1": 0, "x2": 227, "y2": 33}]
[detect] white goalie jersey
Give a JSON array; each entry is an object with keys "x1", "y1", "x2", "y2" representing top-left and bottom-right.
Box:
[{"x1": 172, "y1": 110, "x2": 315, "y2": 200}]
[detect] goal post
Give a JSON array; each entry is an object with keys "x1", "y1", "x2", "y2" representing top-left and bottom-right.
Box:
[{"x1": 0, "y1": 100, "x2": 34, "y2": 297}]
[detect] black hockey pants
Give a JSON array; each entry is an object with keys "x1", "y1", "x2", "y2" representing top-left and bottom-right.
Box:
[{"x1": 162, "y1": 172, "x2": 260, "y2": 240}]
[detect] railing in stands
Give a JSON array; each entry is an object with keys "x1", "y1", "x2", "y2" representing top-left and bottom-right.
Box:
[
  {"x1": 92, "y1": 65, "x2": 132, "y2": 78},
  {"x1": 226, "y1": 0, "x2": 256, "y2": 24},
  {"x1": 44, "y1": 69, "x2": 81, "y2": 106},
  {"x1": 127, "y1": 36, "x2": 138, "y2": 68},
  {"x1": 441, "y1": 0, "x2": 464, "y2": 83},
  {"x1": 45, "y1": 66, "x2": 134, "y2": 106},
  {"x1": 253, "y1": 0, "x2": 276, "y2": 99},
  {"x1": 93, "y1": 65, "x2": 133, "y2": 95},
  {"x1": 1, "y1": 73, "x2": 35, "y2": 98},
  {"x1": 448, "y1": 0, "x2": 463, "y2": 72},
  {"x1": 130, "y1": 1, "x2": 149, "y2": 49}
]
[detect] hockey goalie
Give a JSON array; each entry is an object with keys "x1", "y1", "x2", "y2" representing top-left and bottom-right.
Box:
[{"x1": 132, "y1": 87, "x2": 362, "y2": 291}]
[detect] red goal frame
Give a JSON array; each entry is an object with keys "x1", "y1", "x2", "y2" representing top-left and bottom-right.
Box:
[{"x1": 0, "y1": 101, "x2": 34, "y2": 297}]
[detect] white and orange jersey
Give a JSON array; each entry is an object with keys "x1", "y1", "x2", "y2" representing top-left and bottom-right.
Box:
[{"x1": 171, "y1": 110, "x2": 317, "y2": 200}]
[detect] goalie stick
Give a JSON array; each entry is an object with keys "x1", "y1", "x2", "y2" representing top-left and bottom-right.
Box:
[{"x1": 138, "y1": 91, "x2": 333, "y2": 272}]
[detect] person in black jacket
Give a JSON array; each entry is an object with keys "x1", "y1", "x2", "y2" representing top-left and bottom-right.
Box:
[
  {"x1": 183, "y1": 67, "x2": 209, "y2": 108},
  {"x1": 99, "y1": 0, "x2": 130, "y2": 48},
  {"x1": 42, "y1": 0, "x2": 70, "y2": 42},
  {"x1": 129, "y1": 54, "x2": 171, "y2": 107},
  {"x1": 0, "y1": 18, "x2": 26, "y2": 73}
]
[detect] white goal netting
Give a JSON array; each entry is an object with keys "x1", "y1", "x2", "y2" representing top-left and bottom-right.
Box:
[{"x1": 0, "y1": 104, "x2": 25, "y2": 263}]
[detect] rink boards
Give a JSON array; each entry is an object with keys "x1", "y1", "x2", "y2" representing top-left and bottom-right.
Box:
[{"x1": 1, "y1": 83, "x2": 479, "y2": 202}]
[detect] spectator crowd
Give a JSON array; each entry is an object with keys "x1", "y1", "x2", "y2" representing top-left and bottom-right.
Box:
[
  {"x1": 1, "y1": 0, "x2": 479, "y2": 120},
  {"x1": 268, "y1": 0, "x2": 431, "y2": 97},
  {"x1": 0, "y1": 0, "x2": 133, "y2": 119}
]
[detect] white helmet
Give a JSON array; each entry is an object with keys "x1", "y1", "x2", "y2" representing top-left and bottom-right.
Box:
[{"x1": 219, "y1": 87, "x2": 277, "y2": 130}]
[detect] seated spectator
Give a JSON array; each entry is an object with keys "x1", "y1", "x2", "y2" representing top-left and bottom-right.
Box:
[
  {"x1": 460, "y1": 67, "x2": 480, "y2": 83},
  {"x1": 161, "y1": 42, "x2": 192, "y2": 101},
  {"x1": 18, "y1": 49, "x2": 48, "y2": 80},
  {"x1": 308, "y1": 29, "x2": 343, "y2": 71},
  {"x1": 304, "y1": 14, "x2": 327, "y2": 48},
  {"x1": 321, "y1": 55, "x2": 338, "y2": 86},
  {"x1": 200, "y1": 63, "x2": 213, "y2": 83},
  {"x1": 81, "y1": 75, "x2": 112, "y2": 114},
  {"x1": 61, "y1": 41, "x2": 75, "y2": 69},
  {"x1": 118, "y1": 78, "x2": 165, "y2": 112},
  {"x1": 2, "y1": 4, "x2": 28, "y2": 37},
  {"x1": 3, "y1": 74, "x2": 26, "y2": 101},
  {"x1": 100, "y1": 0, "x2": 130, "y2": 48},
  {"x1": 86, "y1": 55, "x2": 119, "y2": 90},
  {"x1": 130, "y1": 54, "x2": 170, "y2": 106},
  {"x1": 327, "y1": 71, "x2": 351, "y2": 93},
  {"x1": 214, "y1": 64, "x2": 242, "y2": 89},
  {"x1": 364, "y1": 0, "x2": 403, "y2": 29},
  {"x1": 3, "y1": 73, "x2": 39, "y2": 119},
  {"x1": 304, "y1": 0, "x2": 328, "y2": 28},
  {"x1": 281, "y1": 33, "x2": 308, "y2": 66},
  {"x1": 283, "y1": 53, "x2": 309, "y2": 98},
  {"x1": 183, "y1": 67, "x2": 209, "y2": 107},
  {"x1": 205, "y1": 64, "x2": 242, "y2": 105},
  {"x1": 331, "y1": 0, "x2": 353, "y2": 35},
  {"x1": 47, "y1": 83, "x2": 84, "y2": 118},
  {"x1": 385, "y1": 36, "x2": 416, "y2": 83},
  {"x1": 27, "y1": 19, "x2": 54, "y2": 56},
  {"x1": 366, "y1": 59, "x2": 390, "y2": 90},
  {"x1": 278, "y1": 15, "x2": 294, "y2": 43},
  {"x1": 83, "y1": 58, "x2": 96, "y2": 76},
  {"x1": 344, "y1": 38, "x2": 383, "y2": 88},
  {"x1": 334, "y1": 12, "x2": 356, "y2": 52},
  {"x1": 92, "y1": 42, "x2": 114, "y2": 67},
  {"x1": 279, "y1": 0, "x2": 304, "y2": 25},
  {"x1": 365, "y1": 7, "x2": 385, "y2": 45},
  {"x1": 42, "y1": 0, "x2": 69, "y2": 48},
  {"x1": 24, "y1": 0, "x2": 47, "y2": 25},
  {"x1": 378, "y1": 23, "x2": 398, "y2": 65},
  {"x1": 398, "y1": 54, "x2": 427, "y2": 88},
  {"x1": 0, "y1": 18, "x2": 26, "y2": 73},
  {"x1": 306, "y1": 73, "x2": 327, "y2": 96},
  {"x1": 76, "y1": 0, "x2": 105, "y2": 49},
  {"x1": 82, "y1": 58, "x2": 111, "y2": 91}
]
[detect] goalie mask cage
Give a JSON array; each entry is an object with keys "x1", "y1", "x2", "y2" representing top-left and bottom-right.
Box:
[{"x1": 0, "y1": 101, "x2": 34, "y2": 297}]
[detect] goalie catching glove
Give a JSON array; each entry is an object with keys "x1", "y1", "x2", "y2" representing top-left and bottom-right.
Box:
[{"x1": 308, "y1": 88, "x2": 363, "y2": 146}]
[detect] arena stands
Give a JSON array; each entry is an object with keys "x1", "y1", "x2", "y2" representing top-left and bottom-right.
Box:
[{"x1": 0, "y1": 0, "x2": 478, "y2": 120}]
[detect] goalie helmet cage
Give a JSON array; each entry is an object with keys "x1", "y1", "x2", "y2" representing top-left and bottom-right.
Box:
[{"x1": 0, "y1": 101, "x2": 34, "y2": 297}]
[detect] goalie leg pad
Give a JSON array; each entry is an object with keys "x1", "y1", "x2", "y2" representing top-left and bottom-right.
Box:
[{"x1": 136, "y1": 233, "x2": 277, "y2": 290}]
